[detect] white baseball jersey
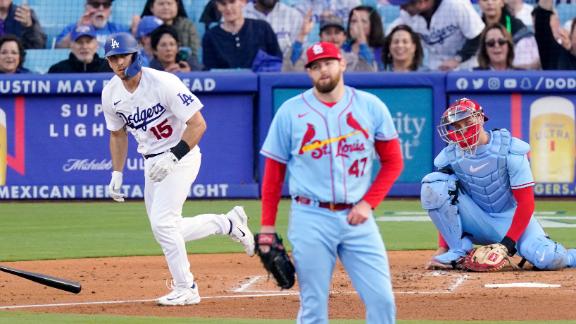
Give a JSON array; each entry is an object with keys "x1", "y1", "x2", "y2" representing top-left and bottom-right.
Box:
[
  {"x1": 102, "y1": 67, "x2": 203, "y2": 155},
  {"x1": 397, "y1": 0, "x2": 484, "y2": 70}
]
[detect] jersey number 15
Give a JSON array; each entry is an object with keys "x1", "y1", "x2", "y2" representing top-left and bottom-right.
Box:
[{"x1": 150, "y1": 118, "x2": 173, "y2": 139}]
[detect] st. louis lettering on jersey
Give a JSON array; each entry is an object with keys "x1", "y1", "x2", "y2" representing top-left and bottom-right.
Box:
[
  {"x1": 298, "y1": 112, "x2": 368, "y2": 159},
  {"x1": 116, "y1": 103, "x2": 166, "y2": 131}
]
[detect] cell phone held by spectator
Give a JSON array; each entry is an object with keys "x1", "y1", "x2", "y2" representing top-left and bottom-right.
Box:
[{"x1": 177, "y1": 47, "x2": 191, "y2": 63}]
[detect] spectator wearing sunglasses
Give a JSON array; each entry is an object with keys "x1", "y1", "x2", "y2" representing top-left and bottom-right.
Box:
[
  {"x1": 475, "y1": 23, "x2": 517, "y2": 71},
  {"x1": 56, "y1": 0, "x2": 127, "y2": 48},
  {"x1": 477, "y1": 0, "x2": 539, "y2": 70}
]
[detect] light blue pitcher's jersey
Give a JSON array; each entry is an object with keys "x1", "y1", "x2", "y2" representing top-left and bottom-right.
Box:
[
  {"x1": 434, "y1": 129, "x2": 534, "y2": 213},
  {"x1": 261, "y1": 86, "x2": 398, "y2": 203}
]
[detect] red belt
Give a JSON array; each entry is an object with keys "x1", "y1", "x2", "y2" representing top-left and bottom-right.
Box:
[{"x1": 295, "y1": 196, "x2": 354, "y2": 211}]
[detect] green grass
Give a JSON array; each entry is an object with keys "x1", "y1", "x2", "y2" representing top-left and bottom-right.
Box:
[
  {"x1": 1, "y1": 199, "x2": 575, "y2": 261},
  {"x1": 1, "y1": 198, "x2": 576, "y2": 323}
]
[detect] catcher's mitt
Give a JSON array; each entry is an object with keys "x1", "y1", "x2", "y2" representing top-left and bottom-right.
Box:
[
  {"x1": 254, "y1": 233, "x2": 295, "y2": 289},
  {"x1": 463, "y1": 243, "x2": 517, "y2": 272}
]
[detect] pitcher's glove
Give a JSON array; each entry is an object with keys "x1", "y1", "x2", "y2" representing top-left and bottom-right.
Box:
[
  {"x1": 463, "y1": 243, "x2": 517, "y2": 272},
  {"x1": 254, "y1": 233, "x2": 295, "y2": 289}
]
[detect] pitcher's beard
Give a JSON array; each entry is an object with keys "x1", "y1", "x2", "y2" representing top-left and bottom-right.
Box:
[{"x1": 314, "y1": 75, "x2": 340, "y2": 93}]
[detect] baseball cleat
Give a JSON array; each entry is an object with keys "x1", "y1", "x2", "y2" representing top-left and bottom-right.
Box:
[
  {"x1": 157, "y1": 282, "x2": 201, "y2": 306},
  {"x1": 425, "y1": 257, "x2": 464, "y2": 270},
  {"x1": 426, "y1": 249, "x2": 468, "y2": 270},
  {"x1": 226, "y1": 206, "x2": 255, "y2": 257}
]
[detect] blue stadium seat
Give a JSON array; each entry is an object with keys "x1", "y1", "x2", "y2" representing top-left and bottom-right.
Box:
[
  {"x1": 378, "y1": 5, "x2": 400, "y2": 27},
  {"x1": 111, "y1": 0, "x2": 147, "y2": 27},
  {"x1": 556, "y1": 4, "x2": 576, "y2": 27},
  {"x1": 471, "y1": 3, "x2": 482, "y2": 15},
  {"x1": 23, "y1": 48, "x2": 70, "y2": 74}
]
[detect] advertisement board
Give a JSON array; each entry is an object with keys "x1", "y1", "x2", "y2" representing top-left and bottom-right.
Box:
[{"x1": 0, "y1": 73, "x2": 259, "y2": 199}]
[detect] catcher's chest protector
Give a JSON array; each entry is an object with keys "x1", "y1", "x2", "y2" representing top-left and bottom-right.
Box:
[{"x1": 446, "y1": 130, "x2": 515, "y2": 213}]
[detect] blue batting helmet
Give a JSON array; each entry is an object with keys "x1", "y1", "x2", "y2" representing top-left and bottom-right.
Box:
[{"x1": 104, "y1": 32, "x2": 142, "y2": 79}]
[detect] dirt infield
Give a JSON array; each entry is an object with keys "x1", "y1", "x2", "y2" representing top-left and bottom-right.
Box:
[{"x1": 1, "y1": 251, "x2": 575, "y2": 321}]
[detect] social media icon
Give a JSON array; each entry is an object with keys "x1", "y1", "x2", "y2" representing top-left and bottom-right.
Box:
[
  {"x1": 504, "y1": 79, "x2": 517, "y2": 89},
  {"x1": 456, "y1": 78, "x2": 469, "y2": 90},
  {"x1": 473, "y1": 78, "x2": 484, "y2": 89}
]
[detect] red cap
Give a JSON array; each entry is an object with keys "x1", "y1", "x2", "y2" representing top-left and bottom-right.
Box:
[{"x1": 305, "y1": 42, "x2": 342, "y2": 68}]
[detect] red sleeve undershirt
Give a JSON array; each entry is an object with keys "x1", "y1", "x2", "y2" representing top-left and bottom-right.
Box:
[
  {"x1": 436, "y1": 186, "x2": 535, "y2": 248},
  {"x1": 362, "y1": 139, "x2": 404, "y2": 209},
  {"x1": 261, "y1": 139, "x2": 404, "y2": 225},
  {"x1": 506, "y1": 186, "x2": 535, "y2": 242},
  {"x1": 261, "y1": 158, "x2": 287, "y2": 226}
]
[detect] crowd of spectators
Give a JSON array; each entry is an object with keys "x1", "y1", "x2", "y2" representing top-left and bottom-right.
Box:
[{"x1": 0, "y1": 0, "x2": 575, "y2": 75}]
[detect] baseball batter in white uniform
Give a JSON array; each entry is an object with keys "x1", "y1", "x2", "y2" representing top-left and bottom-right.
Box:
[{"x1": 101, "y1": 32, "x2": 255, "y2": 306}]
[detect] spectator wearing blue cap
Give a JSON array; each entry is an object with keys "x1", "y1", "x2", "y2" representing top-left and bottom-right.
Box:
[
  {"x1": 283, "y1": 14, "x2": 377, "y2": 72},
  {"x1": 49, "y1": 25, "x2": 112, "y2": 73},
  {"x1": 56, "y1": 0, "x2": 127, "y2": 49},
  {"x1": 136, "y1": 15, "x2": 164, "y2": 67}
]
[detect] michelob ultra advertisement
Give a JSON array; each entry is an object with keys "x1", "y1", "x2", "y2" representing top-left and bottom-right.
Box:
[{"x1": 530, "y1": 96, "x2": 575, "y2": 183}]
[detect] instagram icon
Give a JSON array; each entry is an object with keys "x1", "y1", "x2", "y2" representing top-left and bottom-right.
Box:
[{"x1": 529, "y1": 96, "x2": 575, "y2": 183}]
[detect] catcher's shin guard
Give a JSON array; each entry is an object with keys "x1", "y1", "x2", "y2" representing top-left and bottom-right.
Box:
[
  {"x1": 520, "y1": 236, "x2": 569, "y2": 270},
  {"x1": 421, "y1": 172, "x2": 464, "y2": 250}
]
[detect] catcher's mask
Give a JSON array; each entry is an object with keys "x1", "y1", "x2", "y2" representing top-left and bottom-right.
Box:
[
  {"x1": 437, "y1": 98, "x2": 488, "y2": 154},
  {"x1": 104, "y1": 32, "x2": 142, "y2": 79}
]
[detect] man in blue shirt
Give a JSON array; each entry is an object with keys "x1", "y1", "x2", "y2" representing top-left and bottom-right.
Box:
[{"x1": 55, "y1": 0, "x2": 126, "y2": 49}]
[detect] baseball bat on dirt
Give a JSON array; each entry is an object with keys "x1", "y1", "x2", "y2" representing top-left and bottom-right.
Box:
[{"x1": 0, "y1": 265, "x2": 81, "y2": 294}]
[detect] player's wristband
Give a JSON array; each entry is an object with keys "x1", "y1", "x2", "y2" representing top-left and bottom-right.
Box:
[
  {"x1": 500, "y1": 236, "x2": 517, "y2": 256},
  {"x1": 170, "y1": 140, "x2": 190, "y2": 160}
]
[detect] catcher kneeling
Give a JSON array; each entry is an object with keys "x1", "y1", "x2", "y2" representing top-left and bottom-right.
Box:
[{"x1": 421, "y1": 98, "x2": 576, "y2": 272}]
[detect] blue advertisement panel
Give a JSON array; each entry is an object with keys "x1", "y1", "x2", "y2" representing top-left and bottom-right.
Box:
[
  {"x1": 259, "y1": 72, "x2": 446, "y2": 196},
  {"x1": 448, "y1": 71, "x2": 576, "y2": 197},
  {"x1": 0, "y1": 73, "x2": 259, "y2": 199}
]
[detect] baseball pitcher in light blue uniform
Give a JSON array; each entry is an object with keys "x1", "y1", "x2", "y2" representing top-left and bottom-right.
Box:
[
  {"x1": 258, "y1": 42, "x2": 403, "y2": 323},
  {"x1": 421, "y1": 98, "x2": 576, "y2": 270}
]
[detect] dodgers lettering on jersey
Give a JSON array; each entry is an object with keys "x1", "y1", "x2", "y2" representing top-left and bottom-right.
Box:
[
  {"x1": 261, "y1": 86, "x2": 398, "y2": 203},
  {"x1": 101, "y1": 67, "x2": 203, "y2": 155}
]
